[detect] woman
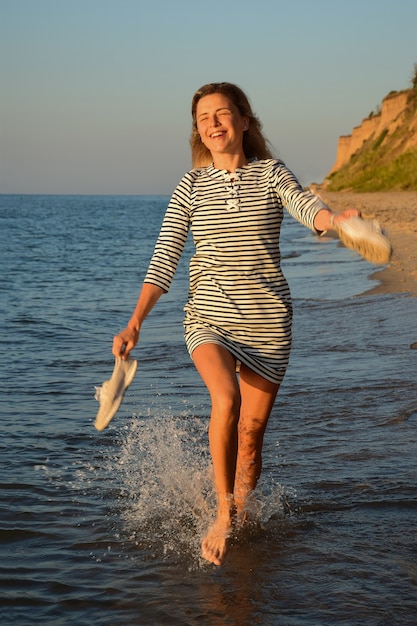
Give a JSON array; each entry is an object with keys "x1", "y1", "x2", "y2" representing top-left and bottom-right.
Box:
[{"x1": 112, "y1": 82, "x2": 359, "y2": 566}]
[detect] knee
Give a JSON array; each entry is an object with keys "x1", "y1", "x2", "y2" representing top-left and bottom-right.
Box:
[{"x1": 211, "y1": 389, "x2": 241, "y2": 424}]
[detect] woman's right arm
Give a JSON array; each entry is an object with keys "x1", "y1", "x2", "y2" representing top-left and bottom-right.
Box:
[
  {"x1": 112, "y1": 282, "x2": 165, "y2": 359},
  {"x1": 113, "y1": 172, "x2": 193, "y2": 360}
]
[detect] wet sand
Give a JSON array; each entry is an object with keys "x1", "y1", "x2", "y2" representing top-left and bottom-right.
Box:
[{"x1": 316, "y1": 191, "x2": 417, "y2": 298}]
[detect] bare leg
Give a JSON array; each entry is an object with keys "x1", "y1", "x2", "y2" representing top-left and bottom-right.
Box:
[
  {"x1": 192, "y1": 343, "x2": 240, "y2": 566},
  {"x1": 234, "y1": 364, "x2": 280, "y2": 520}
]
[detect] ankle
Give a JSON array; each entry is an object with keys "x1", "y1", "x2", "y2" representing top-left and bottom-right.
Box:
[{"x1": 217, "y1": 493, "x2": 235, "y2": 520}]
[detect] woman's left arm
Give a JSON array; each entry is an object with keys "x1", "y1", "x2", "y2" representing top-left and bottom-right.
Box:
[
  {"x1": 313, "y1": 208, "x2": 361, "y2": 233},
  {"x1": 274, "y1": 162, "x2": 360, "y2": 232}
]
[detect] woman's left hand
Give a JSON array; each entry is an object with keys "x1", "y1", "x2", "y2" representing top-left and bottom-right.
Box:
[
  {"x1": 314, "y1": 207, "x2": 361, "y2": 232},
  {"x1": 332, "y1": 208, "x2": 361, "y2": 228}
]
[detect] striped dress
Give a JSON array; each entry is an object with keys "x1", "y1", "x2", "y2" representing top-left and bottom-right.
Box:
[{"x1": 144, "y1": 159, "x2": 329, "y2": 383}]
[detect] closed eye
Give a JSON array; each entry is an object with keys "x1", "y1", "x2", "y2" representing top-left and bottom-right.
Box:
[{"x1": 197, "y1": 108, "x2": 232, "y2": 123}]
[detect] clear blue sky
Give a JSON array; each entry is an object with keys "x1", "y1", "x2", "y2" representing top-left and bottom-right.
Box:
[{"x1": 1, "y1": 0, "x2": 416, "y2": 194}]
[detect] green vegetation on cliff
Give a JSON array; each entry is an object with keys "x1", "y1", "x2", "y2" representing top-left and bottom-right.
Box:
[
  {"x1": 326, "y1": 145, "x2": 417, "y2": 192},
  {"x1": 325, "y1": 81, "x2": 417, "y2": 192}
]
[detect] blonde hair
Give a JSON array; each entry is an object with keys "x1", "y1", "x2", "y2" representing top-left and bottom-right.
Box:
[{"x1": 190, "y1": 82, "x2": 274, "y2": 167}]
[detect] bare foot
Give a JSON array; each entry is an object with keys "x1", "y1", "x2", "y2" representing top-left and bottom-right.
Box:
[
  {"x1": 201, "y1": 496, "x2": 235, "y2": 566},
  {"x1": 201, "y1": 518, "x2": 233, "y2": 566}
]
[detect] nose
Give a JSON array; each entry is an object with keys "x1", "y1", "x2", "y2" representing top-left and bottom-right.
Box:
[{"x1": 209, "y1": 113, "x2": 220, "y2": 127}]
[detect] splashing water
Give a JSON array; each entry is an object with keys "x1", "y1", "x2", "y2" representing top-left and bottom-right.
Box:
[
  {"x1": 116, "y1": 412, "x2": 214, "y2": 564},
  {"x1": 111, "y1": 411, "x2": 289, "y2": 567}
]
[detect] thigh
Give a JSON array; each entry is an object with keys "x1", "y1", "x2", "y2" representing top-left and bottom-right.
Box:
[{"x1": 192, "y1": 343, "x2": 240, "y2": 406}]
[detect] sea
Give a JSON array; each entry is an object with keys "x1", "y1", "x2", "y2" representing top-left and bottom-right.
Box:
[{"x1": 1, "y1": 194, "x2": 416, "y2": 626}]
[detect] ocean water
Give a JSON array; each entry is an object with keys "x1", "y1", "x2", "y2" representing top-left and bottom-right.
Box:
[{"x1": 1, "y1": 194, "x2": 416, "y2": 625}]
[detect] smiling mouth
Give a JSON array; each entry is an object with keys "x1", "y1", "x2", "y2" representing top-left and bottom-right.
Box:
[{"x1": 210, "y1": 131, "x2": 226, "y2": 138}]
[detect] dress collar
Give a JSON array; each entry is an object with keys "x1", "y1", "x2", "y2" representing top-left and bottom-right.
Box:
[{"x1": 205, "y1": 158, "x2": 257, "y2": 179}]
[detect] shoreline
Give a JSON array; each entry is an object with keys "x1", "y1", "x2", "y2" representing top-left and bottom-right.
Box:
[{"x1": 315, "y1": 191, "x2": 417, "y2": 298}]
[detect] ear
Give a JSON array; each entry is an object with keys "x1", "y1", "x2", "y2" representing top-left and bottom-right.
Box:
[{"x1": 242, "y1": 118, "x2": 249, "y2": 131}]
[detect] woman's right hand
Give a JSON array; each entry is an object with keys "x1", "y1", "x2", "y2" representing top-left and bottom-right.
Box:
[
  {"x1": 112, "y1": 325, "x2": 139, "y2": 360},
  {"x1": 111, "y1": 283, "x2": 164, "y2": 360}
]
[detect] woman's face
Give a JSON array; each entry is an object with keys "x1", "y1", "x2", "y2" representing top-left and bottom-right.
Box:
[{"x1": 195, "y1": 93, "x2": 248, "y2": 159}]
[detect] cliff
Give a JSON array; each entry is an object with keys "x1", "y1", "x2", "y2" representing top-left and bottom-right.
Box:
[{"x1": 324, "y1": 88, "x2": 417, "y2": 191}]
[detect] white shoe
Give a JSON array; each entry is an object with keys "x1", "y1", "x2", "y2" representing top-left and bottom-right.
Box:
[
  {"x1": 94, "y1": 357, "x2": 138, "y2": 431},
  {"x1": 334, "y1": 216, "x2": 392, "y2": 265}
]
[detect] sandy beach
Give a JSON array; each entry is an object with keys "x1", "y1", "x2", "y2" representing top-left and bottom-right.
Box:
[{"x1": 315, "y1": 191, "x2": 417, "y2": 298}]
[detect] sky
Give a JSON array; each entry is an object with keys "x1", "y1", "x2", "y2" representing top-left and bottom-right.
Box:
[{"x1": 1, "y1": 0, "x2": 416, "y2": 195}]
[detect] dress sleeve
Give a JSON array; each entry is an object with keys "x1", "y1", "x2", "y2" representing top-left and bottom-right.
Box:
[
  {"x1": 144, "y1": 173, "x2": 192, "y2": 292},
  {"x1": 272, "y1": 161, "x2": 330, "y2": 232}
]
